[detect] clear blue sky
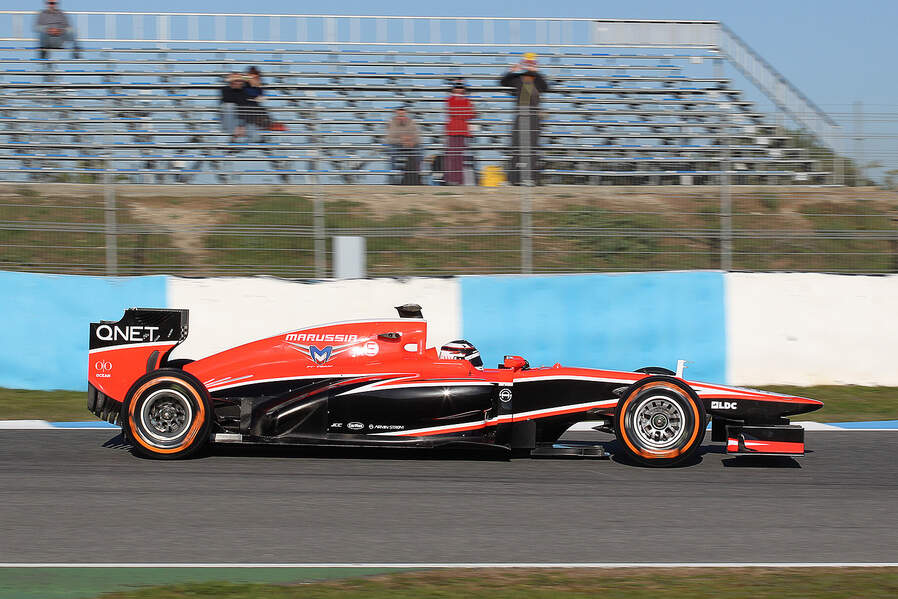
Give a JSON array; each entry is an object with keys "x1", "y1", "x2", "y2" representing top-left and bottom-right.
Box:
[{"x1": 55, "y1": 0, "x2": 895, "y2": 110}]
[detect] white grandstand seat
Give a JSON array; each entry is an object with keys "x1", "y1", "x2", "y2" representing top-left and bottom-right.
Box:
[{"x1": 0, "y1": 45, "x2": 826, "y2": 184}]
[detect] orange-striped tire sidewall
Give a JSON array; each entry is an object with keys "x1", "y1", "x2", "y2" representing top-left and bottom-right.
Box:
[
  {"x1": 128, "y1": 376, "x2": 206, "y2": 456},
  {"x1": 617, "y1": 381, "x2": 702, "y2": 460}
]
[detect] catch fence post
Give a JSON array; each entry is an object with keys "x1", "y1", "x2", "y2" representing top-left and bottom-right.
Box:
[
  {"x1": 104, "y1": 173, "x2": 118, "y2": 275},
  {"x1": 313, "y1": 181, "x2": 326, "y2": 278},
  {"x1": 520, "y1": 104, "x2": 533, "y2": 274},
  {"x1": 104, "y1": 106, "x2": 118, "y2": 276},
  {"x1": 720, "y1": 114, "x2": 733, "y2": 272}
]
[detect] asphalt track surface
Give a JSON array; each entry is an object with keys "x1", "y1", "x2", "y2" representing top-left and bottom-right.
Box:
[{"x1": 1, "y1": 430, "x2": 896, "y2": 563}]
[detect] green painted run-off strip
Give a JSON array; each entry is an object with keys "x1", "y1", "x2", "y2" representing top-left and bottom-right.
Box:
[{"x1": 0, "y1": 567, "x2": 414, "y2": 599}]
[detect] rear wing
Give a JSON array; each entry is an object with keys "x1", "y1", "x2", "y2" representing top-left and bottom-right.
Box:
[{"x1": 89, "y1": 308, "x2": 189, "y2": 404}]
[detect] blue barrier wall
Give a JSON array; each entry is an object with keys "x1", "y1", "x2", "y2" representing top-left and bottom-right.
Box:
[
  {"x1": 0, "y1": 270, "x2": 727, "y2": 392},
  {"x1": 0, "y1": 271, "x2": 168, "y2": 391},
  {"x1": 460, "y1": 272, "x2": 727, "y2": 382}
]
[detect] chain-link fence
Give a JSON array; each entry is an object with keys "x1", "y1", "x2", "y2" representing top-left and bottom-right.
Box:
[{"x1": 3, "y1": 182, "x2": 897, "y2": 277}]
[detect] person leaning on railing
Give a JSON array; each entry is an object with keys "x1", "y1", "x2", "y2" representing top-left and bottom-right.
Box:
[
  {"x1": 385, "y1": 107, "x2": 422, "y2": 185},
  {"x1": 34, "y1": 0, "x2": 80, "y2": 60}
]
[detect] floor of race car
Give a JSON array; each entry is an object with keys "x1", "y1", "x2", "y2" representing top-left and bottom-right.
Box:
[{"x1": 1, "y1": 429, "x2": 896, "y2": 563}]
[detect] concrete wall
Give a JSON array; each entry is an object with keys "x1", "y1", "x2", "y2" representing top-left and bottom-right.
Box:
[
  {"x1": 3, "y1": 270, "x2": 896, "y2": 391},
  {"x1": 460, "y1": 272, "x2": 726, "y2": 381},
  {"x1": 726, "y1": 273, "x2": 898, "y2": 385},
  {"x1": 167, "y1": 276, "x2": 461, "y2": 360},
  {"x1": 0, "y1": 271, "x2": 167, "y2": 391}
]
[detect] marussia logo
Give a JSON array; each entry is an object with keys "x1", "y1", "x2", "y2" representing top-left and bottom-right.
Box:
[
  {"x1": 308, "y1": 345, "x2": 333, "y2": 364},
  {"x1": 285, "y1": 333, "x2": 370, "y2": 365},
  {"x1": 285, "y1": 332, "x2": 359, "y2": 343}
]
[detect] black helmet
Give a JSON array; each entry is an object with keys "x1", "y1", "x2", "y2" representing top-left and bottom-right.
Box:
[{"x1": 439, "y1": 339, "x2": 483, "y2": 369}]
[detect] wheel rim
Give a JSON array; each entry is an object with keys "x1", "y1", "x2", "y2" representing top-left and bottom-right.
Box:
[
  {"x1": 139, "y1": 388, "x2": 193, "y2": 445},
  {"x1": 629, "y1": 394, "x2": 687, "y2": 451}
]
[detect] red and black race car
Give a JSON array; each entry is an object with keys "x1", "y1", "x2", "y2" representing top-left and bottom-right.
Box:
[{"x1": 88, "y1": 305, "x2": 822, "y2": 466}]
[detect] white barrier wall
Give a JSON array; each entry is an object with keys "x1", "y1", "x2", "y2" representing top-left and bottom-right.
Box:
[
  {"x1": 168, "y1": 277, "x2": 461, "y2": 360},
  {"x1": 726, "y1": 273, "x2": 898, "y2": 386}
]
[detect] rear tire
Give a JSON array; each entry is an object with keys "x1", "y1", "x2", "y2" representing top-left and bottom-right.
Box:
[
  {"x1": 614, "y1": 377, "x2": 706, "y2": 467},
  {"x1": 121, "y1": 369, "x2": 212, "y2": 460}
]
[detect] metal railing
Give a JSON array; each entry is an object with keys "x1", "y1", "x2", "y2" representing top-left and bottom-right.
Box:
[{"x1": 3, "y1": 12, "x2": 717, "y2": 48}]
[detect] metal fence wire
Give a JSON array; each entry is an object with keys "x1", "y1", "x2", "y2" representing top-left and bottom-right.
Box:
[{"x1": 3, "y1": 183, "x2": 898, "y2": 277}]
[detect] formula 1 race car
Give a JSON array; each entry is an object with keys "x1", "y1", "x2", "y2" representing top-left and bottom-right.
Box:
[{"x1": 87, "y1": 305, "x2": 822, "y2": 466}]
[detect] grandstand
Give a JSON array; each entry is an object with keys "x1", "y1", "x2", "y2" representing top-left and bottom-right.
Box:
[{"x1": 0, "y1": 13, "x2": 840, "y2": 185}]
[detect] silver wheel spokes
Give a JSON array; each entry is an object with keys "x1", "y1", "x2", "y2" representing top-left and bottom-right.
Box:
[
  {"x1": 141, "y1": 389, "x2": 192, "y2": 444},
  {"x1": 631, "y1": 395, "x2": 687, "y2": 450}
]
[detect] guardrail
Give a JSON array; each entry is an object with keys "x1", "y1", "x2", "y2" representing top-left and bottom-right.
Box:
[{"x1": 2, "y1": 12, "x2": 719, "y2": 48}]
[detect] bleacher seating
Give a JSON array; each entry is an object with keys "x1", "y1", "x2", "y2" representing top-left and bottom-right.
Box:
[{"x1": 0, "y1": 45, "x2": 827, "y2": 184}]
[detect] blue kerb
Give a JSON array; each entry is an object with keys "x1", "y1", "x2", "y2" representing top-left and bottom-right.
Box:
[
  {"x1": 831, "y1": 420, "x2": 898, "y2": 429},
  {"x1": 50, "y1": 421, "x2": 119, "y2": 429}
]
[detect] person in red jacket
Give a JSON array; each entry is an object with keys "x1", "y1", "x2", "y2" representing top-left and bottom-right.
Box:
[{"x1": 445, "y1": 80, "x2": 477, "y2": 185}]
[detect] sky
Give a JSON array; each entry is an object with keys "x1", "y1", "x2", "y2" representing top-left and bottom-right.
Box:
[{"x1": 49, "y1": 0, "x2": 895, "y2": 110}]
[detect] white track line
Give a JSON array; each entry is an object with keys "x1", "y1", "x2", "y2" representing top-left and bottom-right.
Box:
[{"x1": 1, "y1": 562, "x2": 897, "y2": 568}]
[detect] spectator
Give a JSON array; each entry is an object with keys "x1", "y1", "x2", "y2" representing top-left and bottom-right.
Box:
[
  {"x1": 239, "y1": 67, "x2": 286, "y2": 140},
  {"x1": 220, "y1": 72, "x2": 247, "y2": 142},
  {"x1": 445, "y1": 80, "x2": 476, "y2": 185},
  {"x1": 500, "y1": 52, "x2": 549, "y2": 185},
  {"x1": 240, "y1": 66, "x2": 270, "y2": 141},
  {"x1": 386, "y1": 107, "x2": 421, "y2": 185},
  {"x1": 34, "y1": 0, "x2": 80, "y2": 60}
]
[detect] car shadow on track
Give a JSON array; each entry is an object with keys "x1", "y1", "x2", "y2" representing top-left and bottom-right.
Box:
[
  {"x1": 102, "y1": 433, "x2": 513, "y2": 462},
  {"x1": 100, "y1": 433, "x2": 799, "y2": 468},
  {"x1": 605, "y1": 438, "x2": 705, "y2": 469},
  {"x1": 721, "y1": 455, "x2": 803, "y2": 468},
  {"x1": 207, "y1": 443, "x2": 513, "y2": 462}
]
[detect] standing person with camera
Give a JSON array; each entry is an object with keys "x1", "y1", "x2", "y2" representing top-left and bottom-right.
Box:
[
  {"x1": 34, "y1": 0, "x2": 80, "y2": 60},
  {"x1": 445, "y1": 80, "x2": 477, "y2": 185},
  {"x1": 500, "y1": 52, "x2": 549, "y2": 185}
]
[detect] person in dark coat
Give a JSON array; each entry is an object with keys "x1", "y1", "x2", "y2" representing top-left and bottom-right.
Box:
[
  {"x1": 500, "y1": 52, "x2": 549, "y2": 184},
  {"x1": 220, "y1": 72, "x2": 247, "y2": 142}
]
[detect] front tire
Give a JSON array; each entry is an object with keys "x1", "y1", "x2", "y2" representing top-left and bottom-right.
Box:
[
  {"x1": 121, "y1": 369, "x2": 212, "y2": 460},
  {"x1": 614, "y1": 377, "x2": 706, "y2": 467}
]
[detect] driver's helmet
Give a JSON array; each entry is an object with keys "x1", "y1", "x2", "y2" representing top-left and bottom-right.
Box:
[{"x1": 439, "y1": 339, "x2": 483, "y2": 369}]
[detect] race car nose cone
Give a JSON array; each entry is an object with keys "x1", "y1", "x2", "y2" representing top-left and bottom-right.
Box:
[{"x1": 651, "y1": 413, "x2": 669, "y2": 429}]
